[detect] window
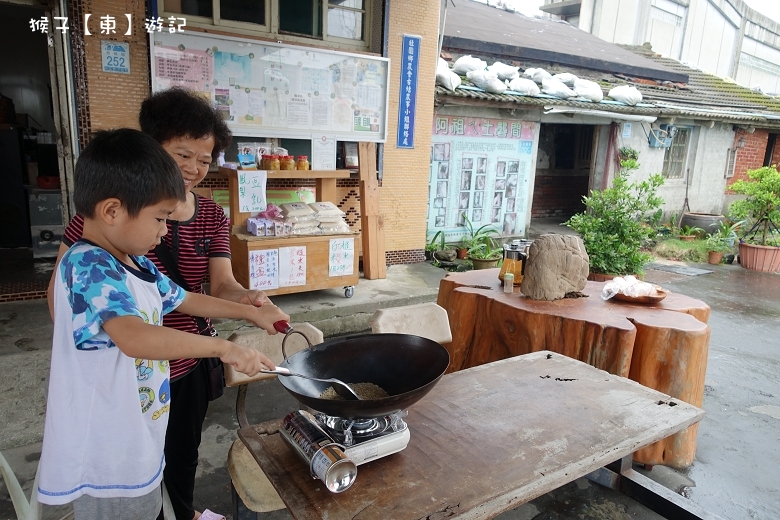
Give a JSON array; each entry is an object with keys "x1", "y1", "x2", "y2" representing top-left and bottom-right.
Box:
[
  {"x1": 725, "y1": 148, "x2": 737, "y2": 178},
  {"x1": 662, "y1": 127, "x2": 690, "y2": 179},
  {"x1": 160, "y1": 0, "x2": 370, "y2": 49},
  {"x1": 327, "y1": 0, "x2": 365, "y2": 41}
]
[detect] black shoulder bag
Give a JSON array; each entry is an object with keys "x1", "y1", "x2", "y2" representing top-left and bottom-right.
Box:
[{"x1": 154, "y1": 227, "x2": 225, "y2": 401}]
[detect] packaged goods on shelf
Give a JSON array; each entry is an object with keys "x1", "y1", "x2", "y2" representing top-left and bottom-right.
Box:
[
  {"x1": 319, "y1": 220, "x2": 351, "y2": 234},
  {"x1": 280, "y1": 202, "x2": 316, "y2": 223}
]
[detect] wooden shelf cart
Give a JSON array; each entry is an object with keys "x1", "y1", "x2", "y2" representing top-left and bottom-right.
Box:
[{"x1": 223, "y1": 167, "x2": 360, "y2": 298}]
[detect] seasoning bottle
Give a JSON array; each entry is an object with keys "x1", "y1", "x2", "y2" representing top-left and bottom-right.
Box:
[
  {"x1": 297, "y1": 155, "x2": 310, "y2": 170},
  {"x1": 269, "y1": 155, "x2": 281, "y2": 171},
  {"x1": 503, "y1": 272, "x2": 514, "y2": 293}
]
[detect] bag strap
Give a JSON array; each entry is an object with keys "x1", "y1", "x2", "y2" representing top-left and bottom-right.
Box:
[{"x1": 154, "y1": 225, "x2": 211, "y2": 335}]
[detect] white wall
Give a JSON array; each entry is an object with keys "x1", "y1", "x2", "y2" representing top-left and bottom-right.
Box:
[
  {"x1": 682, "y1": 0, "x2": 739, "y2": 78},
  {"x1": 612, "y1": 121, "x2": 732, "y2": 217},
  {"x1": 736, "y1": 38, "x2": 780, "y2": 94},
  {"x1": 646, "y1": 0, "x2": 687, "y2": 58}
]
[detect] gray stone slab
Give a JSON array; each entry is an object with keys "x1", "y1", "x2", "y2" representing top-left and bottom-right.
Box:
[{"x1": 645, "y1": 263, "x2": 714, "y2": 276}]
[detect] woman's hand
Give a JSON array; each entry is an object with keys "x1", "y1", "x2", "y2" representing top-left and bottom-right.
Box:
[
  {"x1": 239, "y1": 290, "x2": 272, "y2": 307},
  {"x1": 220, "y1": 340, "x2": 275, "y2": 375},
  {"x1": 244, "y1": 303, "x2": 290, "y2": 335}
]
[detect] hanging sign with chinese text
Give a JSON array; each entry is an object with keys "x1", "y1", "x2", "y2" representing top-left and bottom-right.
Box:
[
  {"x1": 328, "y1": 238, "x2": 355, "y2": 277},
  {"x1": 248, "y1": 249, "x2": 279, "y2": 290},
  {"x1": 279, "y1": 246, "x2": 307, "y2": 287},
  {"x1": 237, "y1": 170, "x2": 267, "y2": 213},
  {"x1": 396, "y1": 35, "x2": 420, "y2": 149}
]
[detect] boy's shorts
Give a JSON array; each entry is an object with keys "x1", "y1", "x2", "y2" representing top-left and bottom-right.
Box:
[{"x1": 71, "y1": 485, "x2": 161, "y2": 520}]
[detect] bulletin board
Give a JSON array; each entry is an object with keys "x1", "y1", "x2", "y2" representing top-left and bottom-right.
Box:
[
  {"x1": 150, "y1": 31, "x2": 390, "y2": 142},
  {"x1": 428, "y1": 116, "x2": 538, "y2": 240}
]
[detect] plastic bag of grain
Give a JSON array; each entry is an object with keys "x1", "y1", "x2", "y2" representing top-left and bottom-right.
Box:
[
  {"x1": 488, "y1": 61, "x2": 520, "y2": 81},
  {"x1": 507, "y1": 77, "x2": 541, "y2": 96},
  {"x1": 552, "y1": 73, "x2": 578, "y2": 86},
  {"x1": 436, "y1": 58, "x2": 462, "y2": 91},
  {"x1": 452, "y1": 55, "x2": 487, "y2": 75},
  {"x1": 467, "y1": 70, "x2": 507, "y2": 94},
  {"x1": 573, "y1": 78, "x2": 604, "y2": 102},
  {"x1": 608, "y1": 85, "x2": 643, "y2": 105},
  {"x1": 541, "y1": 77, "x2": 577, "y2": 98}
]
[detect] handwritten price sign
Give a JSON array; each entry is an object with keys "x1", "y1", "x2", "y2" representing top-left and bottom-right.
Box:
[
  {"x1": 328, "y1": 238, "x2": 354, "y2": 277},
  {"x1": 279, "y1": 246, "x2": 306, "y2": 287},
  {"x1": 238, "y1": 170, "x2": 267, "y2": 213},
  {"x1": 249, "y1": 249, "x2": 278, "y2": 289}
]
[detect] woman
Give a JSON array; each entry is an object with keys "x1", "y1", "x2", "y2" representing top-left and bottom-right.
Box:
[{"x1": 47, "y1": 88, "x2": 271, "y2": 520}]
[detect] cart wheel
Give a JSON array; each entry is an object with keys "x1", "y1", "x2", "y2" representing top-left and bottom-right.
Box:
[{"x1": 344, "y1": 286, "x2": 355, "y2": 298}]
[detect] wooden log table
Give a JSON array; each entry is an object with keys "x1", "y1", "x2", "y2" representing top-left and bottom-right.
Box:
[
  {"x1": 436, "y1": 268, "x2": 711, "y2": 469},
  {"x1": 237, "y1": 352, "x2": 709, "y2": 520}
]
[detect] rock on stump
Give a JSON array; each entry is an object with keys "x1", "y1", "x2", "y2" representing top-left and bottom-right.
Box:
[{"x1": 520, "y1": 234, "x2": 589, "y2": 300}]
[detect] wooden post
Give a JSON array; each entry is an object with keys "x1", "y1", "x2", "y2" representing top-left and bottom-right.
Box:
[{"x1": 358, "y1": 142, "x2": 386, "y2": 279}]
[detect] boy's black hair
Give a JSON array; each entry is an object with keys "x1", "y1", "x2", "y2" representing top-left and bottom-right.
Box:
[
  {"x1": 73, "y1": 129, "x2": 186, "y2": 218},
  {"x1": 139, "y1": 87, "x2": 232, "y2": 155}
]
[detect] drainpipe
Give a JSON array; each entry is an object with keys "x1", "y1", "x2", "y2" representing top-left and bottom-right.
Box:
[{"x1": 377, "y1": 0, "x2": 391, "y2": 182}]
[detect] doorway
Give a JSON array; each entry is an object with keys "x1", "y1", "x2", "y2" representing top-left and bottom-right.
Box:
[
  {"x1": 0, "y1": 0, "x2": 76, "y2": 300},
  {"x1": 529, "y1": 123, "x2": 595, "y2": 236}
]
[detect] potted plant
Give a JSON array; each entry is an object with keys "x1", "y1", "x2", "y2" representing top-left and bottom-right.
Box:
[
  {"x1": 564, "y1": 156, "x2": 664, "y2": 278},
  {"x1": 467, "y1": 236, "x2": 503, "y2": 269},
  {"x1": 456, "y1": 239, "x2": 470, "y2": 260},
  {"x1": 705, "y1": 232, "x2": 731, "y2": 265},
  {"x1": 729, "y1": 166, "x2": 780, "y2": 272},
  {"x1": 678, "y1": 225, "x2": 704, "y2": 242}
]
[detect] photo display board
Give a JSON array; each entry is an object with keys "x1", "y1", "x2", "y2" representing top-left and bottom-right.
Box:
[
  {"x1": 429, "y1": 116, "x2": 538, "y2": 241},
  {"x1": 151, "y1": 31, "x2": 390, "y2": 142}
]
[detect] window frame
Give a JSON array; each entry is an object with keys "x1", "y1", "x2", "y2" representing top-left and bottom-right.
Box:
[
  {"x1": 661, "y1": 126, "x2": 692, "y2": 180},
  {"x1": 157, "y1": 0, "x2": 372, "y2": 51}
]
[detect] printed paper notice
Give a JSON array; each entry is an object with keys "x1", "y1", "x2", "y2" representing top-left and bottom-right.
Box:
[
  {"x1": 237, "y1": 170, "x2": 267, "y2": 212},
  {"x1": 287, "y1": 93, "x2": 310, "y2": 128},
  {"x1": 279, "y1": 246, "x2": 306, "y2": 287},
  {"x1": 329, "y1": 238, "x2": 354, "y2": 277},
  {"x1": 248, "y1": 90, "x2": 265, "y2": 117},
  {"x1": 312, "y1": 136, "x2": 337, "y2": 170},
  {"x1": 249, "y1": 249, "x2": 279, "y2": 290}
]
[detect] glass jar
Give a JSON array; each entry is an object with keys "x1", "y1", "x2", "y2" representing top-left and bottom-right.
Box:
[
  {"x1": 280, "y1": 155, "x2": 296, "y2": 170},
  {"x1": 269, "y1": 155, "x2": 281, "y2": 171},
  {"x1": 498, "y1": 242, "x2": 526, "y2": 285},
  {"x1": 261, "y1": 155, "x2": 270, "y2": 170},
  {"x1": 297, "y1": 156, "x2": 309, "y2": 170}
]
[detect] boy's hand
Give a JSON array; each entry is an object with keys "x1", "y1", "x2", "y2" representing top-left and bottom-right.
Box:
[
  {"x1": 239, "y1": 290, "x2": 272, "y2": 307},
  {"x1": 244, "y1": 303, "x2": 290, "y2": 334},
  {"x1": 220, "y1": 341, "x2": 276, "y2": 375}
]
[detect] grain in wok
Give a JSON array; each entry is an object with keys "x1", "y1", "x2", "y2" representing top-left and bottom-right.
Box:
[{"x1": 319, "y1": 382, "x2": 389, "y2": 400}]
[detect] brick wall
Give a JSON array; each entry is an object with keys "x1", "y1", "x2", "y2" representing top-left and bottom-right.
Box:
[
  {"x1": 380, "y1": 0, "x2": 440, "y2": 263},
  {"x1": 530, "y1": 175, "x2": 588, "y2": 219},
  {"x1": 771, "y1": 135, "x2": 780, "y2": 167},
  {"x1": 72, "y1": 0, "x2": 150, "y2": 136},
  {"x1": 728, "y1": 128, "x2": 769, "y2": 186}
]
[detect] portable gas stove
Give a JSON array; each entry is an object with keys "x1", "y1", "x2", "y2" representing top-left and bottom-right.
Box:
[
  {"x1": 313, "y1": 410, "x2": 411, "y2": 465},
  {"x1": 278, "y1": 409, "x2": 411, "y2": 492}
]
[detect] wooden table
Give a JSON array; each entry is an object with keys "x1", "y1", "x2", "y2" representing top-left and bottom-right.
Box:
[
  {"x1": 237, "y1": 352, "x2": 707, "y2": 520},
  {"x1": 436, "y1": 268, "x2": 711, "y2": 469}
]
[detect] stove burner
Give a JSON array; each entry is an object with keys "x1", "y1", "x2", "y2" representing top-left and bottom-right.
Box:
[{"x1": 313, "y1": 411, "x2": 408, "y2": 446}]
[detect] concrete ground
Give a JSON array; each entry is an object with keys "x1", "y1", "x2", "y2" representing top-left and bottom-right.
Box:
[{"x1": 1, "y1": 260, "x2": 779, "y2": 520}]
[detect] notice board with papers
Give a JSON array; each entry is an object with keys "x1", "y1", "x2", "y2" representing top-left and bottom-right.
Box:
[{"x1": 150, "y1": 31, "x2": 390, "y2": 142}]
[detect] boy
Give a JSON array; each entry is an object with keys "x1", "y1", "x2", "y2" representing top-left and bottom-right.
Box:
[{"x1": 38, "y1": 129, "x2": 290, "y2": 519}]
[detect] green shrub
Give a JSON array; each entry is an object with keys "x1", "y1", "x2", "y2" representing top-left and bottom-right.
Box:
[
  {"x1": 729, "y1": 166, "x2": 780, "y2": 246},
  {"x1": 565, "y1": 158, "x2": 664, "y2": 275}
]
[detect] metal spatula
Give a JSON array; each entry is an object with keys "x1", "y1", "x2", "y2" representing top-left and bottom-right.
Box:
[{"x1": 261, "y1": 367, "x2": 360, "y2": 400}]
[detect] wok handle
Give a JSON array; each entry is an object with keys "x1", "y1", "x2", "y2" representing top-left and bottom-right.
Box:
[
  {"x1": 278, "y1": 322, "x2": 315, "y2": 360},
  {"x1": 274, "y1": 320, "x2": 292, "y2": 334}
]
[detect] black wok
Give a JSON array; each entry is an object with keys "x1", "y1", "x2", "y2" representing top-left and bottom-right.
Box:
[{"x1": 277, "y1": 332, "x2": 450, "y2": 419}]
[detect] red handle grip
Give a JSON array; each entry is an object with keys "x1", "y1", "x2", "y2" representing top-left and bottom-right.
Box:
[{"x1": 274, "y1": 321, "x2": 292, "y2": 334}]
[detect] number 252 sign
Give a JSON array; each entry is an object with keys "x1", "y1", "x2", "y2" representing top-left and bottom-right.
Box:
[{"x1": 102, "y1": 41, "x2": 130, "y2": 74}]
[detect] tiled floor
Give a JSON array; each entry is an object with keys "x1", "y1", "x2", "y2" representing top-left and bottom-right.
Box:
[{"x1": 0, "y1": 248, "x2": 54, "y2": 302}]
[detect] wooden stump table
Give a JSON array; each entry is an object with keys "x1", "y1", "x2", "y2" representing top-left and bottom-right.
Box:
[
  {"x1": 237, "y1": 352, "x2": 710, "y2": 520},
  {"x1": 436, "y1": 269, "x2": 711, "y2": 469}
]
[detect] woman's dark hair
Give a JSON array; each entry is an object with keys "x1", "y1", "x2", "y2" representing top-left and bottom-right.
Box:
[
  {"x1": 73, "y1": 129, "x2": 186, "y2": 218},
  {"x1": 139, "y1": 87, "x2": 232, "y2": 155}
]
